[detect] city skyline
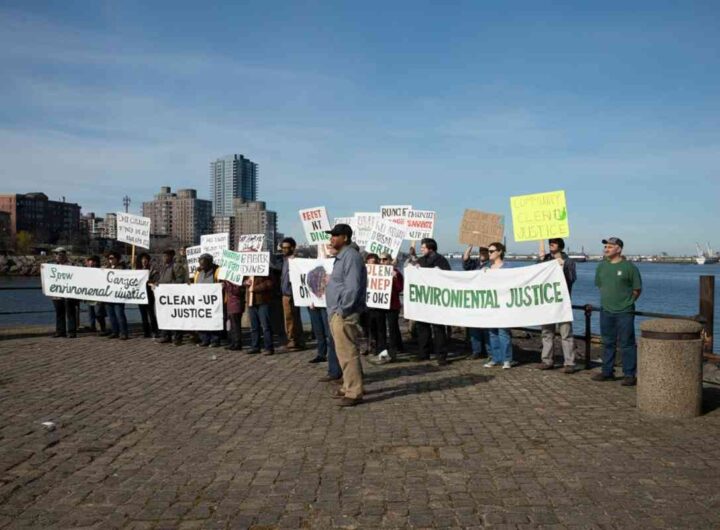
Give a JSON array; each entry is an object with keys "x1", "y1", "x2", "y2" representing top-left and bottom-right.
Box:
[{"x1": 1, "y1": 2, "x2": 718, "y2": 254}]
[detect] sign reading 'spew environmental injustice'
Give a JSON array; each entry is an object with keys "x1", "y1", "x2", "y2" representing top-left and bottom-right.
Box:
[
  {"x1": 366, "y1": 218, "x2": 407, "y2": 259},
  {"x1": 366, "y1": 264, "x2": 394, "y2": 309},
  {"x1": 299, "y1": 206, "x2": 331, "y2": 244},
  {"x1": 218, "y1": 249, "x2": 270, "y2": 283},
  {"x1": 406, "y1": 210, "x2": 436, "y2": 240},
  {"x1": 404, "y1": 261, "x2": 572, "y2": 328},
  {"x1": 200, "y1": 233, "x2": 229, "y2": 262},
  {"x1": 41, "y1": 264, "x2": 149, "y2": 304},
  {"x1": 116, "y1": 213, "x2": 151, "y2": 249},
  {"x1": 237, "y1": 234, "x2": 265, "y2": 251},
  {"x1": 511, "y1": 190, "x2": 569, "y2": 242},
  {"x1": 288, "y1": 258, "x2": 335, "y2": 307},
  {"x1": 185, "y1": 245, "x2": 202, "y2": 275},
  {"x1": 353, "y1": 212, "x2": 380, "y2": 248},
  {"x1": 155, "y1": 283, "x2": 223, "y2": 331}
]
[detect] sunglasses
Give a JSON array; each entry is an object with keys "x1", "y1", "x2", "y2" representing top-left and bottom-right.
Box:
[{"x1": 488, "y1": 248, "x2": 498, "y2": 252}]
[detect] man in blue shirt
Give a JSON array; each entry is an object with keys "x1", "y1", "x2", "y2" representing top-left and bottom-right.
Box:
[{"x1": 326, "y1": 224, "x2": 367, "y2": 407}]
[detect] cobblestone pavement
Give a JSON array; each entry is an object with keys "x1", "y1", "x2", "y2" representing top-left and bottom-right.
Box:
[{"x1": 1, "y1": 332, "x2": 720, "y2": 529}]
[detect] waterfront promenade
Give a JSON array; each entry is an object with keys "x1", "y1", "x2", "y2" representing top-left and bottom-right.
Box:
[{"x1": 1, "y1": 333, "x2": 720, "y2": 529}]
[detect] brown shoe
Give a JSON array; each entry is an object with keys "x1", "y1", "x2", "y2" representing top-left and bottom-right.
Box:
[
  {"x1": 337, "y1": 397, "x2": 363, "y2": 407},
  {"x1": 330, "y1": 389, "x2": 345, "y2": 399},
  {"x1": 621, "y1": 376, "x2": 637, "y2": 386},
  {"x1": 319, "y1": 375, "x2": 342, "y2": 383},
  {"x1": 562, "y1": 366, "x2": 576, "y2": 374},
  {"x1": 537, "y1": 363, "x2": 554, "y2": 370}
]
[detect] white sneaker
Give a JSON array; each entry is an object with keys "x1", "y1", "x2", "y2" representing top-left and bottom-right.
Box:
[
  {"x1": 377, "y1": 349, "x2": 390, "y2": 361},
  {"x1": 483, "y1": 361, "x2": 498, "y2": 368},
  {"x1": 502, "y1": 361, "x2": 512, "y2": 369}
]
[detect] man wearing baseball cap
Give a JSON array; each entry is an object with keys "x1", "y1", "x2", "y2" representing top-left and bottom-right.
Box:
[{"x1": 592, "y1": 237, "x2": 642, "y2": 386}]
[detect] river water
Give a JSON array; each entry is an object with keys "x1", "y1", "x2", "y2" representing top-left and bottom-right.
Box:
[{"x1": 1, "y1": 262, "x2": 718, "y2": 340}]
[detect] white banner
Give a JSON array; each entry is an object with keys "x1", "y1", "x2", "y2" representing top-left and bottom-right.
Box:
[
  {"x1": 299, "y1": 206, "x2": 331, "y2": 244},
  {"x1": 353, "y1": 212, "x2": 380, "y2": 248},
  {"x1": 116, "y1": 212, "x2": 151, "y2": 249},
  {"x1": 41, "y1": 264, "x2": 149, "y2": 304},
  {"x1": 155, "y1": 283, "x2": 223, "y2": 330},
  {"x1": 186, "y1": 245, "x2": 202, "y2": 275},
  {"x1": 366, "y1": 218, "x2": 407, "y2": 259},
  {"x1": 218, "y1": 249, "x2": 270, "y2": 283},
  {"x1": 237, "y1": 234, "x2": 265, "y2": 251},
  {"x1": 288, "y1": 258, "x2": 335, "y2": 307},
  {"x1": 406, "y1": 210, "x2": 436, "y2": 240},
  {"x1": 404, "y1": 261, "x2": 573, "y2": 328},
  {"x1": 366, "y1": 264, "x2": 393, "y2": 309},
  {"x1": 200, "y1": 233, "x2": 229, "y2": 262}
]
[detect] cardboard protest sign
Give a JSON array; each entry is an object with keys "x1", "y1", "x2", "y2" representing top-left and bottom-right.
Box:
[
  {"x1": 237, "y1": 234, "x2": 265, "y2": 251},
  {"x1": 200, "y1": 233, "x2": 229, "y2": 262},
  {"x1": 155, "y1": 283, "x2": 223, "y2": 330},
  {"x1": 116, "y1": 212, "x2": 151, "y2": 249},
  {"x1": 380, "y1": 205, "x2": 412, "y2": 228},
  {"x1": 185, "y1": 245, "x2": 202, "y2": 275},
  {"x1": 404, "y1": 261, "x2": 572, "y2": 328},
  {"x1": 406, "y1": 210, "x2": 436, "y2": 240},
  {"x1": 353, "y1": 212, "x2": 380, "y2": 247},
  {"x1": 288, "y1": 258, "x2": 335, "y2": 307},
  {"x1": 366, "y1": 264, "x2": 394, "y2": 309},
  {"x1": 458, "y1": 209, "x2": 505, "y2": 247},
  {"x1": 218, "y1": 249, "x2": 270, "y2": 283},
  {"x1": 41, "y1": 264, "x2": 149, "y2": 304},
  {"x1": 510, "y1": 190, "x2": 569, "y2": 242},
  {"x1": 299, "y1": 206, "x2": 331, "y2": 244},
  {"x1": 366, "y1": 218, "x2": 407, "y2": 259}
]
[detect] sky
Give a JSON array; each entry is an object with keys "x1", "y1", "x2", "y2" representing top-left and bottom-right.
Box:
[{"x1": 1, "y1": 0, "x2": 719, "y2": 255}]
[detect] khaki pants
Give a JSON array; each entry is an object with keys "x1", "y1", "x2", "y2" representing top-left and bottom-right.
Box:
[
  {"x1": 282, "y1": 295, "x2": 305, "y2": 347},
  {"x1": 541, "y1": 321, "x2": 575, "y2": 366},
  {"x1": 330, "y1": 312, "x2": 363, "y2": 399}
]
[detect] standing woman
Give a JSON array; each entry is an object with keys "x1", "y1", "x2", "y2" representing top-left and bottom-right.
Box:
[
  {"x1": 137, "y1": 252, "x2": 159, "y2": 338},
  {"x1": 483, "y1": 242, "x2": 514, "y2": 369},
  {"x1": 104, "y1": 251, "x2": 129, "y2": 340}
]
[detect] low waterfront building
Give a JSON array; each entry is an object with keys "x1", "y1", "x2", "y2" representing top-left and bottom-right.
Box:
[{"x1": 0, "y1": 192, "x2": 81, "y2": 247}]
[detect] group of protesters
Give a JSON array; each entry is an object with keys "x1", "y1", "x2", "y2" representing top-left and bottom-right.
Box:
[{"x1": 49, "y1": 224, "x2": 642, "y2": 407}]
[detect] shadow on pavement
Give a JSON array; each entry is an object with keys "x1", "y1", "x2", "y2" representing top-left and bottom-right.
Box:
[{"x1": 363, "y1": 373, "x2": 494, "y2": 404}]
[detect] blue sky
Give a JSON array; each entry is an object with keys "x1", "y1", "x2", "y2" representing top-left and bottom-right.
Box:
[{"x1": 1, "y1": 1, "x2": 718, "y2": 255}]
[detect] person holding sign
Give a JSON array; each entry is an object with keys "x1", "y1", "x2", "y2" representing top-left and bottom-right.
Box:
[
  {"x1": 463, "y1": 245, "x2": 491, "y2": 360},
  {"x1": 279, "y1": 237, "x2": 306, "y2": 352},
  {"x1": 325, "y1": 224, "x2": 367, "y2": 407},
  {"x1": 483, "y1": 243, "x2": 514, "y2": 369},
  {"x1": 155, "y1": 249, "x2": 189, "y2": 345},
  {"x1": 364, "y1": 254, "x2": 389, "y2": 361},
  {"x1": 381, "y1": 253, "x2": 404, "y2": 361},
  {"x1": 223, "y1": 279, "x2": 245, "y2": 351},
  {"x1": 84, "y1": 255, "x2": 108, "y2": 336},
  {"x1": 137, "y1": 252, "x2": 159, "y2": 339},
  {"x1": 245, "y1": 273, "x2": 276, "y2": 355},
  {"x1": 49, "y1": 247, "x2": 79, "y2": 338},
  {"x1": 104, "y1": 251, "x2": 129, "y2": 340},
  {"x1": 194, "y1": 253, "x2": 222, "y2": 348},
  {"x1": 412, "y1": 238, "x2": 451, "y2": 366}
]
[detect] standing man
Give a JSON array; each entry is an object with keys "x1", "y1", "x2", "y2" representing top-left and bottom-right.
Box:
[
  {"x1": 326, "y1": 224, "x2": 367, "y2": 407},
  {"x1": 463, "y1": 245, "x2": 491, "y2": 359},
  {"x1": 155, "y1": 249, "x2": 189, "y2": 345},
  {"x1": 85, "y1": 255, "x2": 107, "y2": 335},
  {"x1": 411, "y1": 238, "x2": 452, "y2": 366},
  {"x1": 50, "y1": 247, "x2": 79, "y2": 338},
  {"x1": 279, "y1": 237, "x2": 306, "y2": 352},
  {"x1": 592, "y1": 237, "x2": 642, "y2": 386},
  {"x1": 194, "y1": 253, "x2": 221, "y2": 347},
  {"x1": 104, "y1": 251, "x2": 129, "y2": 340},
  {"x1": 538, "y1": 238, "x2": 577, "y2": 373},
  {"x1": 245, "y1": 273, "x2": 276, "y2": 355}
]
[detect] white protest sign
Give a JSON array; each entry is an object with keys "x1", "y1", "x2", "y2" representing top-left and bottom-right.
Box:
[
  {"x1": 366, "y1": 264, "x2": 394, "y2": 309},
  {"x1": 288, "y1": 258, "x2": 335, "y2": 307},
  {"x1": 41, "y1": 264, "x2": 149, "y2": 304},
  {"x1": 333, "y1": 216, "x2": 357, "y2": 235},
  {"x1": 299, "y1": 206, "x2": 331, "y2": 244},
  {"x1": 406, "y1": 210, "x2": 436, "y2": 240},
  {"x1": 155, "y1": 283, "x2": 223, "y2": 331},
  {"x1": 237, "y1": 234, "x2": 265, "y2": 251},
  {"x1": 116, "y1": 212, "x2": 151, "y2": 249},
  {"x1": 404, "y1": 261, "x2": 573, "y2": 328},
  {"x1": 185, "y1": 245, "x2": 202, "y2": 275},
  {"x1": 366, "y1": 218, "x2": 407, "y2": 259},
  {"x1": 354, "y1": 212, "x2": 380, "y2": 248},
  {"x1": 380, "y1": 205, "x2": 412, "y2": 227},
  {"x1": 218, "y1": 249, "x2": 270, "y2": 283},
  {"x1": 200, "y1": 233, "x2": 229, "y2": 262}
]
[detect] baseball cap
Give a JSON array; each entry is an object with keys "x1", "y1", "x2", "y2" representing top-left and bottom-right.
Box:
[
  {"x1": 53, "y1": 247, "x2": 67, "y2": 254},
  {"x1": 602, "y1": 237, "x2": 624, "y2": 248},
  {"x1": 326, "y1": 223, "x2": 353, "y2": 238}
]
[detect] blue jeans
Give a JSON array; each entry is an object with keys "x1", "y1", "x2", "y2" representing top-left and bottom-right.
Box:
[
  {"x1": 309, "y1": 307, "x2": 341, "y2": 379},
  {"x1": 106, "y1": 303, "x2": 128, "y2": 337},
  {"x1": 488, "y1": 328, "x2": 512, "y2": 363},
  {"x1": 469, "y1": 328, "x2": 490, "y2": 355},
  {"x1": 249, "y1": 304, "x2": 273, "y2": 351},
  {"x1": 600, "y1": 311, "x2": 637, "y2": 377},
  {"x1": 199, "y1": 331, "x2": 220, "y2": 346}
]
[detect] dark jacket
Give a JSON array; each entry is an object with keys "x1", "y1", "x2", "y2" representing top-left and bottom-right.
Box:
[
  {"x1": 223, "y1": 281, "x2": 246, "y2": 315},
  {"x1": 156, "y1": 262, "x2": 188, "y2": 284},
  {"x1": 246, "y1": 275, "x2": 275, "y2": 307},
  {"x1": 462, "y1": 257, "x2": 488, "y2": 271},
  {"x1": 390, "y1": 269, "x2": 403, "y2": 311},
  {"x1": 417, "y1": 251, "x2": 451, "y2": 271},
  {"x1": 542, "y1": 252, "x2": 576, "y2": 294}
]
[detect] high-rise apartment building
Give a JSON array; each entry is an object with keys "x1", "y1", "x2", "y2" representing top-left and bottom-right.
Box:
[
  {"x1": 0, "y1": 192, "x2": 81, "y2": 245},
  {"x1": 233, "y1": 200, "x2": 278, "y2": 252},
  {"x1": 143, "y1": 187, "x2": 212, "y2": 248},
  {"x1": 210, "y1": 154, "x2": 258, "y2": 216}
]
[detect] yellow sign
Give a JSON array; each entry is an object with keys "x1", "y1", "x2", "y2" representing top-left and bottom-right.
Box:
[{"x1": 510, "y1": 190, "x2": 569, "y2": 242}]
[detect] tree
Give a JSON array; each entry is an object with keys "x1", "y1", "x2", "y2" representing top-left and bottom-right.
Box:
[{"x1": 16, "y1": 231, "x2": 34, "y2": 254}]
